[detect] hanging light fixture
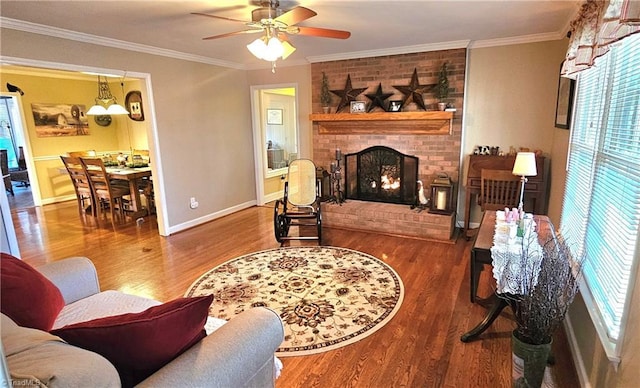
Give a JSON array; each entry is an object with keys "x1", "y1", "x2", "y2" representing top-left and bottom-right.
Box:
[
  {"x1": 246, "y1": 28, "x2": 296, "y2": 72},
  {"x1": 86, "y1": 75, "x2": 129, "y2": 115}
]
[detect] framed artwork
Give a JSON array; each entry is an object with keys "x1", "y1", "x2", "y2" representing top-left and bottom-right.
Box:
[
  {"x1": 126, "y1": 90, "x2": 145, "y2": 121},
  {"x1": 554, "y1": 64, "x2": 575, "y2": 129},
  {"x1": 388, "y1": 100, "x2": 403, "y2": 112},
  {"x1": 267, "y1": 108, "x2": 283, "y2": 125},
  {"x1": 31, "y1": 103, "x2": 89, "y2": 137},
  {"x1": 350, "y1": 101, "x2": 366, "y2": 113}
]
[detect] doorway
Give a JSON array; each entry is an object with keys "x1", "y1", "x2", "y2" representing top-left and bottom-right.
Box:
[
  {"x1": 0, "y1": 93, "x2": 37, "y2": 208},
  {"x1": 0, "y1": 58, "x2": 168, "y2": 236},
  {"x1": 251, "y1": 84, "x2": 299, "y2": 205}
]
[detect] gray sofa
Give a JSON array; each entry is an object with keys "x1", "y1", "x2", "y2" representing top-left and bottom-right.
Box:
[{"x1": 1, "y1": 257, "x2": 285, "y2": 387}]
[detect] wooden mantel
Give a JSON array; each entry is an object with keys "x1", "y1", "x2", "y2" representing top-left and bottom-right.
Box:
[{"x1": 309, "y1": 111, "x2": 454, "y2": 135}]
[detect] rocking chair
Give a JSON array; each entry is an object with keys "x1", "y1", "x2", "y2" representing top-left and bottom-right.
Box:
[{"x1": 273, "y1": 159, "x2": 322, "y2": 245}]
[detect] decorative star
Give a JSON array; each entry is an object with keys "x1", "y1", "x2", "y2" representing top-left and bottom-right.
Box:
[
  {"x1": 364, "y1": 83, "x2": 394, "y2": 112},
  {"x1": 392, "y1": 68, "x2": 436, "y2": 111},
  {"x1": 331, "y1": 75, "x2": 368, "y2": 113}
]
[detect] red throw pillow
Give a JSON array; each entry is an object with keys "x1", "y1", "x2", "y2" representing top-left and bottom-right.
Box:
[
  {"x1": 51, "y1": 295, "x2": 213, "y2": 388},
  {"x1": 0, "y1": 253, "x2": 65, "y2": 331}
]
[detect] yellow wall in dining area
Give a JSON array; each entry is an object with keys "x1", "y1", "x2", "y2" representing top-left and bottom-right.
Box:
[{"x1": 0, "y1": 71, "x2": 149, "y2": 203}]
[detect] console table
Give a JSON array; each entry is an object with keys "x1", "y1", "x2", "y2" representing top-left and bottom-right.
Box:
[
  {"x1": 463, "y1": 154, "x2": 548, "y2": 234},
  {"x1": 461, "y1": 210, "x2": 553, "y2": 342}
]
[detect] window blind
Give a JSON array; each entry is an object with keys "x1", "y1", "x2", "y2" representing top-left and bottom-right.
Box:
[{"x1": 560, "y1": 33, "x2": 640, "y2": 359}]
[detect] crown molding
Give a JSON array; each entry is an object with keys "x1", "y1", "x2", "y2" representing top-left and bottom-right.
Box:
[
  {"x1": 1, "y1": 16, "x2": 571, "y2": 68},
  {"x1": 306, "y1": 40, "x2": 471, "y2": 63},
  {"x1": 469, "y1": 31, "x2": 566, "y2": 49},
  {"x1": 0, "y1": 17, "x2": 244, "y2": 70}
]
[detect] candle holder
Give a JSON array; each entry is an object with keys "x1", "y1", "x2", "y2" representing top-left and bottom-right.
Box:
[{"x1": 328, "y1": 148, "x2": 345, "y2": 205}]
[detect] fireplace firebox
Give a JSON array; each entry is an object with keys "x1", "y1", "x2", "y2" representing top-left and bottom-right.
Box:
[{"x1": 344, "y1": 146, "x2": 418, "y2": 205}]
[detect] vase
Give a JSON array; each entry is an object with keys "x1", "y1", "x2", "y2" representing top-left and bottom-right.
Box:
[
  {"x1": 322, "y1": 106, "x2": 330, "y2": 114},
  {"x1": 437, "y1": 102, "x2": 447, "y2": 111},
  {"x1": 511, "y1": 331, "x2": 551, "y2": 388}
]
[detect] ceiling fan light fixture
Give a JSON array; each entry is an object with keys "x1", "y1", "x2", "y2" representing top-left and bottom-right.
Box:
[{"x1": 247, "y1": 35, "x2": 287, "y2": 62}]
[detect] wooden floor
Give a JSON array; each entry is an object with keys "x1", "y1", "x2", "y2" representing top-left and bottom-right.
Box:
[{"x1": 12, "y1": 201, "x2": 580, "y2": 387}]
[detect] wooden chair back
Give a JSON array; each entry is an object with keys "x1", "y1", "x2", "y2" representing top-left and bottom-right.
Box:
[
  {"x1": 480, "y1": 169, "x2": 521, "y2": 211},
  {"x1": 80, "y1": 157, "x2": 131, "y2": 228},
  {"x1": 1, "y1": 149, "x2": 13, "y2": 196},
  {"x1": 68, "y1": 150, "x2": 97, "y2": 158},
  {"x1": 60, "y1": 155, "x2": 95, "y2": 216}
]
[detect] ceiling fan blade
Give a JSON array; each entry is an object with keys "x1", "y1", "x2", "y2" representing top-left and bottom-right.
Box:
[
  {"x1": 275, "y1": 6, "x2": 317, "y2": 26},
  {"x1": 191, "y1": 12, "x2": 248, "y2": 24},
  {"x1": 293, "y1": 26, "x2": 351, "y2": 39},
  {"x1": 202, "y1": 29, "x2": 263, "y2": 40}
]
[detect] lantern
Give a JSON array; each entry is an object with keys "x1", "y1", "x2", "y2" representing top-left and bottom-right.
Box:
[{"x1": 429, "y1": 173, "x2": 454, "y2": 215}]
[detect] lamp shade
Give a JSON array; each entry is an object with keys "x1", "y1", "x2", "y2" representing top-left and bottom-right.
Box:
[
  {"x1": 512, "y1": 152, "x2": 537, "y2": 176},
  {"x1": 86, "y1": 104, "x2": 109, "y2": 116},
  {"x1": 105, "y1": 104, "x2": 129, "y2": 115}
]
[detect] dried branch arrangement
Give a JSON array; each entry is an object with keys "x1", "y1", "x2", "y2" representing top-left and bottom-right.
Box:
[{"x1": 498, "y1": 221, "x2": 585, "y2": 345}]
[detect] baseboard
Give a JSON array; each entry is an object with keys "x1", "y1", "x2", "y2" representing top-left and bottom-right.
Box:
[
  {"x1": 564, "y1": 314, "x2": 591, "y2": 388},
  {"x1": 167, "y1": 200, "x2": 257, "y2": 235},
  {"x1": 40, "y1": 195, "x2": 76, "y2": 205}
]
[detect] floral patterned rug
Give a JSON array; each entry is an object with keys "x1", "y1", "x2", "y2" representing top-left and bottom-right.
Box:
[{"x1": 185, "y1": 246, "x2": 404, "y2": 356}]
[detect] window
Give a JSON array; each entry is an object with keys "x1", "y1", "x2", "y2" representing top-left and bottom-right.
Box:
[{"x1": 560, "y1": 33, "x2": 640, "y2": 362}]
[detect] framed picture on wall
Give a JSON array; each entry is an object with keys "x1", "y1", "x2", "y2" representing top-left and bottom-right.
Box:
[
  {"x1": 554, "y1": 63, "x2": 575, "y2": 129},
  {"x1": 267, "y1": 108, "x2": 283, "y2": 125},
  {"x1": 126, "y1": 91, "x2": 145, "y2": 121}
]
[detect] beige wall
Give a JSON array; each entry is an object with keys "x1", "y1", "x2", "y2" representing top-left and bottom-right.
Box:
[
  {"x1": 461, "y1": 39, "x2": 568, "y2": 226},
  {"x1": 1, "y1": 28, "x2": 253, "y2": 230}
]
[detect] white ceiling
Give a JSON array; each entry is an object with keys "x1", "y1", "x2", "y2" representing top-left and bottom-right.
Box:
[{"x1": 0, "y1": 0, "x2": 579, "y2": 70}]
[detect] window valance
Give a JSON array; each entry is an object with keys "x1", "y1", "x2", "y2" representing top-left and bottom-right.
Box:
[{"x1": 562, "y1": 0, "x2": 640, "y2": 75}]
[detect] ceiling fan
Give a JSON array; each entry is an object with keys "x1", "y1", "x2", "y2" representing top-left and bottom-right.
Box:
[{"x1": 192, "y1": 0, "x2": 350, "y2": 64}]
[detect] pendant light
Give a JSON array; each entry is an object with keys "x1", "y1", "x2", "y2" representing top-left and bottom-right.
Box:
[{"x1": 86, "y1": 75, "x2": 129, "y2": 115}]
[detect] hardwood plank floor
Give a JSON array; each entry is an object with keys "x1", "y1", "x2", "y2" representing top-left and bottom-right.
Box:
[{"x1": 12, "y1": 201, "x2": 580, "y2": 387}]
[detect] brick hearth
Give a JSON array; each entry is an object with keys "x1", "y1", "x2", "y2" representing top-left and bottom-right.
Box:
[{"x1": 323, "y1": 200, "x2": 455, "y2": 242}]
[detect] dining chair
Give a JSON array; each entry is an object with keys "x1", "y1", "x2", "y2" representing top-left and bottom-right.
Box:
[
  {"x1": 60, "y1": 155, "x2": 95, "y2": 217},
  {"x1": 1, "y1": 150, "x2": 13, "y2": 196},
  {"x1": 80, "y1": 157, "x2": 132, "y2": 228},
  {"x1": 132, "y1": 149, "x2": 154, "y2": 213},
  {"x1": 479, "y1": 168, "x2": 521, "y2": 211}
]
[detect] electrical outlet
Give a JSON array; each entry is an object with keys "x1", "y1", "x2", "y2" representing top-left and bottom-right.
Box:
[{"x1": 189, "y1": 197, "x2": 199, "y2": 209}]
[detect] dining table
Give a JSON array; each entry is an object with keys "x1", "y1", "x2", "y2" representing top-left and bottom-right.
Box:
[{"x1": 105, "y1": 166, "x2": 152, "y2": 219}]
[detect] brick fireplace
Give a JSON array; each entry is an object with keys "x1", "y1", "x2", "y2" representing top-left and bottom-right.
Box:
[{"x1": 310, "y1": 48, "x2": 466, "y2": 241}]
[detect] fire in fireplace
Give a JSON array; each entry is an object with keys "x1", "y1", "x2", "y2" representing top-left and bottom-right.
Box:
[{"x1": 344, "y1": 146, "x2": 418, "y2": 205}]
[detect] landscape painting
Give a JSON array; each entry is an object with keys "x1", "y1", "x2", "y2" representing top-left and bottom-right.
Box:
[{"x1": 31, "y1": 103, "x2": 90, "y2": 137}]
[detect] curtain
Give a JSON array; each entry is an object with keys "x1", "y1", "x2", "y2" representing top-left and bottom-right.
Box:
[{"x1": 562, "y1": 0, "x2": 640, "y2": 75}]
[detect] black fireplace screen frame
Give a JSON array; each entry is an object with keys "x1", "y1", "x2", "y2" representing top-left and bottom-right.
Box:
[{"x1": 344, "y1": 146, "x2": 418, "y2": 205}]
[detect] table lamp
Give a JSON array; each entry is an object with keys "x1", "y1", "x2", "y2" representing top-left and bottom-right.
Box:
[{"x1": 512, "y1": 152, "x2": 538, "y2": 213}]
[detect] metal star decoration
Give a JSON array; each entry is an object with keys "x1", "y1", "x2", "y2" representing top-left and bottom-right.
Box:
[
  {"x1": 364, "y1": 83, "x2": 394, "y2": 112},
  {"x1": 392, "y1": 68, "x2": 435, "y2": 111},
  {"x1": 331, "y1": 74, "x2": 368, "y2": 113}
]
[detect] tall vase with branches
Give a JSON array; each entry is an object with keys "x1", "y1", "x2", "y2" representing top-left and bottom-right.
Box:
[{"x1": 496, "y1": 222, "x2": 585, "y2": 387}]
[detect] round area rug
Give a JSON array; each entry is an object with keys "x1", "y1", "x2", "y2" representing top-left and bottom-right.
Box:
[{"x1": 185, "y1": 246, "x2": 404, "y2": 356}]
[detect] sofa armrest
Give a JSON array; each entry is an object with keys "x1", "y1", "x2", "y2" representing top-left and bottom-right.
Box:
[
  {"x1": 137, "y1": 307, "x2": 284, "y2": 388},
  {"x1": 36, "y1": 257, "x2": 100, "y2": 305}
]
